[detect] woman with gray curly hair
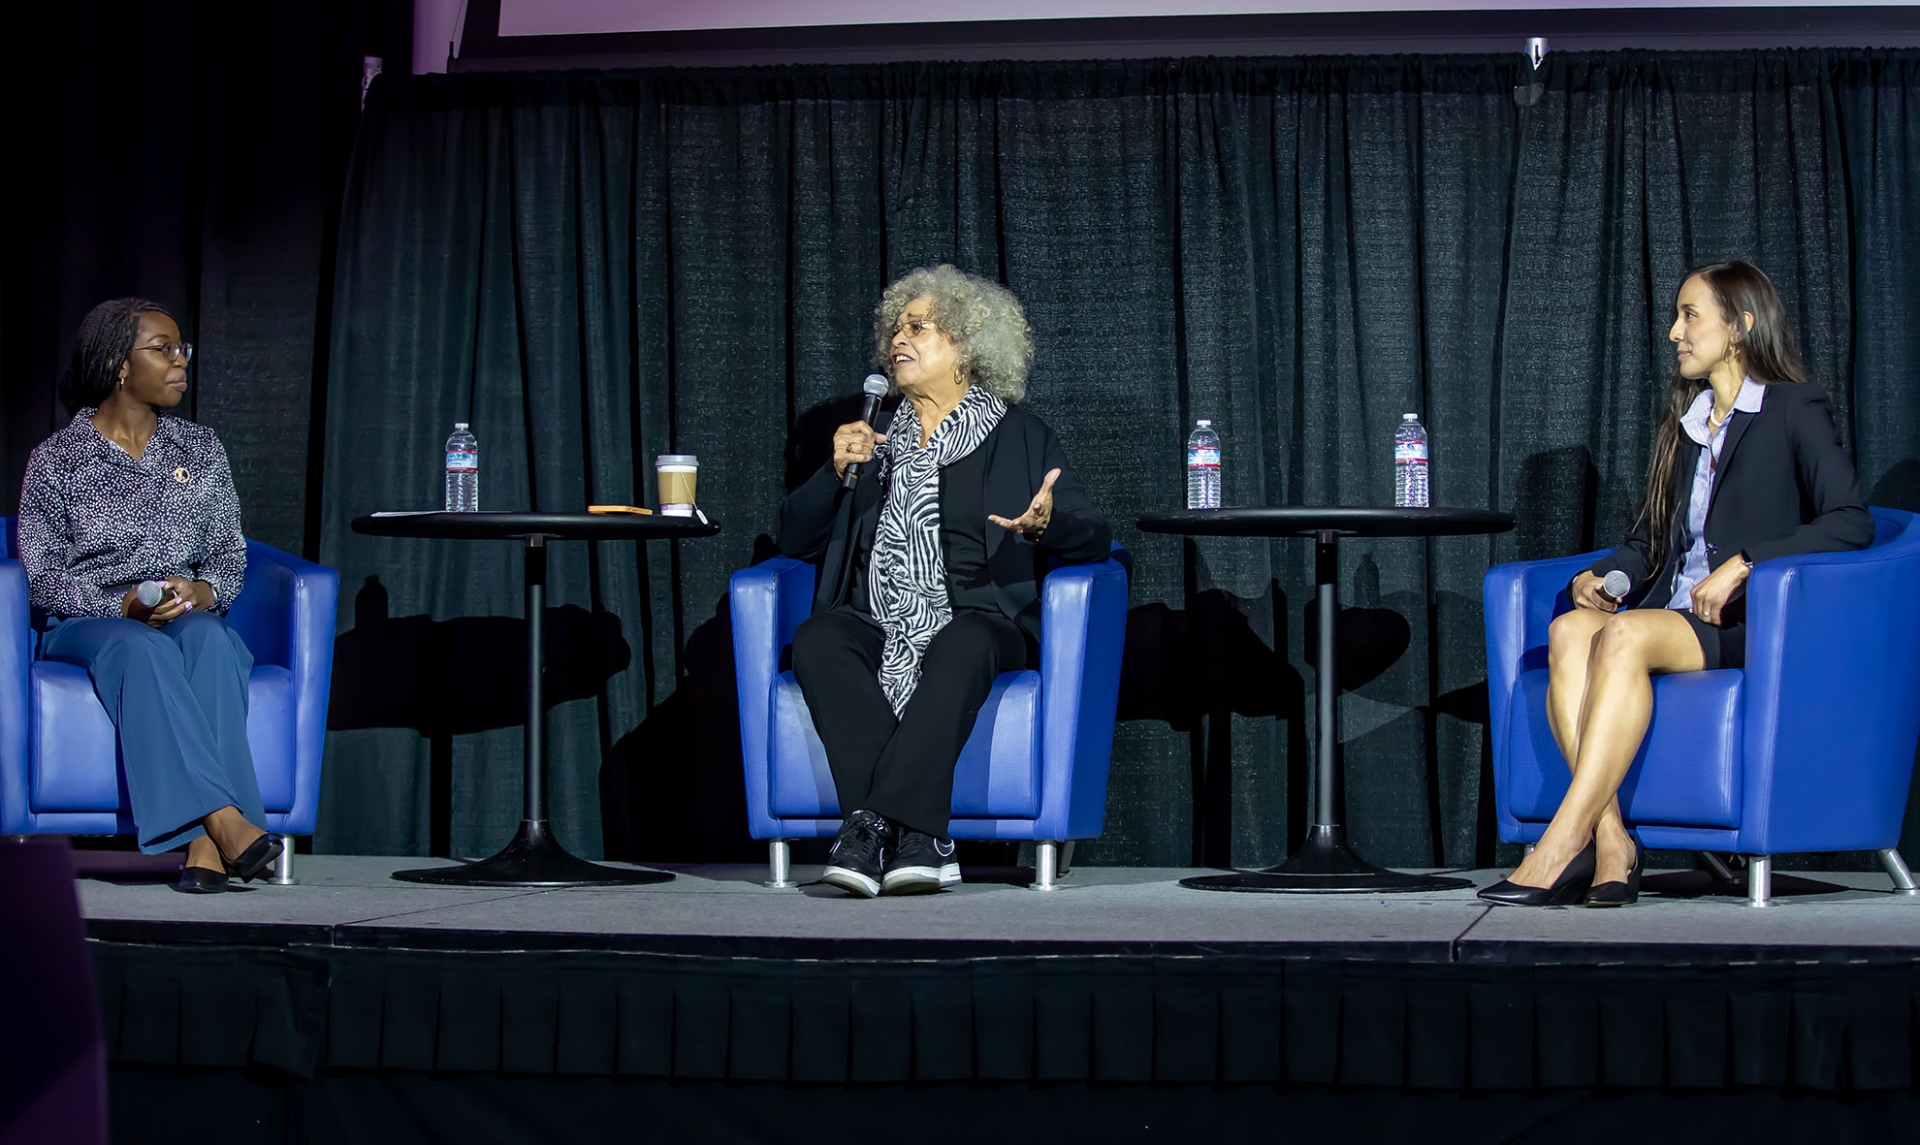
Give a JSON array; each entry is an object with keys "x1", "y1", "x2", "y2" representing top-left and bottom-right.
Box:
[{"x1": 777, "y1": 265, "x2": 1111, "y2": 897}]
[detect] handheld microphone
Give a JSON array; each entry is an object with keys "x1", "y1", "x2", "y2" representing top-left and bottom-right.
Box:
[
  {"x1": 840, "y1": 374, "x2": 891, "y2": 490},
  {"x1": 1600, "y1": 570, "x2": 1632, "y2": 603},
  {"x1": 127, "y1": 580, "x2": 169, "y2": 621}
]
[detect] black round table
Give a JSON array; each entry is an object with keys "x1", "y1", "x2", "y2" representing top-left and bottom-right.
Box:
[
  {"x1": 351, "y1": 511, "x2": 721, "y2": 887},
  {"x1": 1138, "y1": 506, "x2": 1514, "y2": 893}
]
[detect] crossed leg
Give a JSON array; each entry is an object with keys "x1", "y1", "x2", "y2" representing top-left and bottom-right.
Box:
[
  {"x1": 1507, "y1": 607, "x2": 1704, "y2": 889},
  {"x1": 184, "y1": 807, "x2": 268, "y2": 872}
]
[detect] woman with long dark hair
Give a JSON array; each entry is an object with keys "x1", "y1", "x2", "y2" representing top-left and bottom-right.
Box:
[
  {"x1": 17, "y1": 298, "x2": 281, "y2": 893},
  {"x1": 1479, "y1": 261, "x2": 1873, "y2": 907}
]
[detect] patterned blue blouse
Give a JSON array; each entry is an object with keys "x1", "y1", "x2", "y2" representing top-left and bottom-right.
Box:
[{"x1": 16, "y1": 411, "x2": 247, "y2": 620}]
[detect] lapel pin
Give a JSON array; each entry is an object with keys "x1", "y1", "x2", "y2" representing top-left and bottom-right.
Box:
[{"x1": 173, "y1": 467, "x2": 191, "y2": 484}]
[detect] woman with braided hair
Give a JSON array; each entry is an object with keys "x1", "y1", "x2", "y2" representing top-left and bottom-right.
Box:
[{"x1": 16, "y1": 298, "x2": 280, "y2": 893}]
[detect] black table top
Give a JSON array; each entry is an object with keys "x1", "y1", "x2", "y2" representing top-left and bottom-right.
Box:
[
  {"x1": 1138, "y1": 506, "x2": 1514, "y2": 539},
  {"x1": 351, "y1": 511, "x2": 721, "y2": 542}
]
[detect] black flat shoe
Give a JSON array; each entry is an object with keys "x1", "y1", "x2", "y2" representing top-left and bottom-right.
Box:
[
  {"x1": 1585, "y1": 837, "x2": 1645, "y2": 907},
  {"x1": 172, "y1": 865, "x2": 230, "y2": 894},
  {"x1": 1477, "y1": 840, "x2": 1597, "y2": 907},
  {"x1": 220, "y1": 833, "x2": 283, "y2": 883}
]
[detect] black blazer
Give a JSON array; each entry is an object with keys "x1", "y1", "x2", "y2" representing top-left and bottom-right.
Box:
[
  {"x1": 1590, "y1": 382, "x2": 1872, "y2": 614},
  {"x1": 777, "y1": 404, "x2": 1112, "y2": 643}
]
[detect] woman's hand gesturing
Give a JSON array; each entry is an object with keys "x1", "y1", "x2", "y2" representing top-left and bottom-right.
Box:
[
  {"x1": 831, "y1": 420, "x2": 888, "y2": 480},
  {"x1": 989, "y1": 468, "x2": 1060, "y2": 541}
]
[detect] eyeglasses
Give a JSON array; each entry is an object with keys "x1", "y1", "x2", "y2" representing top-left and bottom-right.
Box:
[
  {"x1": 133, "y1": 342, "x2": 194, "y2": 365},
  {"x1": 892, "y1": 317, "x2": 937, "y2": 339}
]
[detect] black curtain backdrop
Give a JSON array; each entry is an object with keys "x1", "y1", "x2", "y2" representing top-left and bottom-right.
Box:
[
  {"x1": 214, "y1": 49, "x2": 1920, "y2": 868},
  {"x1": 0, "y1": 1, "x2": 406, "y2": 553}
]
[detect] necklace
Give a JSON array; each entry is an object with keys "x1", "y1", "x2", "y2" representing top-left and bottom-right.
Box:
[{"x1": 1706, "y1": 408, "x2": 1732, "y2": 472}]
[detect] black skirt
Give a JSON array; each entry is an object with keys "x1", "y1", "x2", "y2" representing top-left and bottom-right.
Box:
[{"x1": 1680, "y1": 610, "x2": 1746, "y2": 671}]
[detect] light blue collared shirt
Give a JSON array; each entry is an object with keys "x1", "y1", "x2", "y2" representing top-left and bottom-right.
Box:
[{"x1": 1668, "y1": 377, "x2": 1767, "y2": 611}]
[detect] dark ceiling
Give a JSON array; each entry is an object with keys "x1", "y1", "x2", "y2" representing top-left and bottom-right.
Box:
[{"x1": 451, "y1": 3, "x2": 1920, "y2": 70}]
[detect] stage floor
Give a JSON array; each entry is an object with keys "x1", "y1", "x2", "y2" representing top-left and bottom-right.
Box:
[
  {"x1": 72, "y1": 853, "x2": 1920, "y2": 964},
  {"x1": 67, "y1": 852, "x2": 1920, "y2": 1098}
]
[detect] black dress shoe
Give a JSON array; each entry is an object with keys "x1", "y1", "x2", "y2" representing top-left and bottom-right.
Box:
[
  {"x1": 1477, "y1": 841, "x2": 1597, "y2": 907},
  {"x1": 173, "y1": 865, "x2": 230, "y2": 894},
  {"x1": 220, "y1": 833, "x2": 283, "y2": 883},
  {"x1": 1585, "y1": 837, "x2": 1645, "y2": 907}
]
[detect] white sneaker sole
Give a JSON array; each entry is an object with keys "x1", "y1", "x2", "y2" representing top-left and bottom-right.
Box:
[
  {"x1": 881, "y1": 862, "x2": 962, "y2": 894},
  {"x1": 821, "y1": 865, "x2": 881, "y2": 898}
]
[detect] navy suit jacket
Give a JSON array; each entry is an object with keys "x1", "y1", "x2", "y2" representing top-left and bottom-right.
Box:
[
  {"x1": 776, "y1": 404, "x2": 1111, "y2": 643},
  {"x1": 1589, "y1": 382, "x2": 1873, "y2": 617}
]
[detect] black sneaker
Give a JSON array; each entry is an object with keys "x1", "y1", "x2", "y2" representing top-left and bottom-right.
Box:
[
  {"x1": 881, "y1": 829, "x2": 960, "y2": 894},
  {"x1": 821, "y1": 809, "x2": 892, "y2": 898}
]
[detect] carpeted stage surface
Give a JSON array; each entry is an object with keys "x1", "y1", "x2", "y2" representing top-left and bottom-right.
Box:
[
  {"x1": 75, "y1": 853, "x2": 1920, "y2": 960},
  {"x1": 74, "y1": 856, "x2": 1920, "y2": 1144}
]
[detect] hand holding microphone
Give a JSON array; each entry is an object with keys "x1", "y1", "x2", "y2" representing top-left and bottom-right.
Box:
[
  {"x1": 1573, "y1": 569, "x2": 1632, "y2": 613},
  {"x1": 123, "y1": 576, "x2": 205, "y2": 627},
  {"x1": 835, "y1": 374, "x2": 892, "y2": 488}
]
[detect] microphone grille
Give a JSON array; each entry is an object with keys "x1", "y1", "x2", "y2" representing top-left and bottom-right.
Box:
[
  {"x1": 862, "y1": 374, "x2": 890, "y2": 397},
  {"x1": 1602, "y1": 570, "x2": 1632, "y2": 600},
  {"x1": 136, "y1": 580, "x2": 165, "y2": 607}
]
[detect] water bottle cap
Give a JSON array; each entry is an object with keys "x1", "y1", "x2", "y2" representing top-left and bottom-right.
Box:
[
  {"x1": 1196, "y1": 419, "x2": 1212, "y2": 427},
  {"x1": 1402, "y1": 413, "x2": 1418, "y2": 420},
  {"x1": 454, "y1": 422, "x2": 469, "y2": 429}
]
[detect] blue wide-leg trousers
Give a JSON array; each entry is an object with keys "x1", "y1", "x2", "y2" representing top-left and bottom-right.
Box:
[{"x1": 40, "y1": 612, "x2": 264, "y2": 854}]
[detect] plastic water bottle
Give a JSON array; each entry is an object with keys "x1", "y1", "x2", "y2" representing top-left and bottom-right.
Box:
[
  {"x1": 1394, "y1": 413, "x2": 1429, "y2": 508},
  {"x1": 1186, "y1": 419, "x2": 1221, "y2": 510},
  {"x1": 445, "y1": 422, "x2": 479, "y2": 512}
]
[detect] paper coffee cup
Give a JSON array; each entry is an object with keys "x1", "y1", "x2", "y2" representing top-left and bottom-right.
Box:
[{"x1": 656, "y1": 454, "x2": 698, "y2": 517}]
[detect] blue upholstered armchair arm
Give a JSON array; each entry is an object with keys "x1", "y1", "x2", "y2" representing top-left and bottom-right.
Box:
[
  {"x1": 730, "y1": 558, "x2": 817, "y2": 834},
  {"x1": 225, "y1": 540, "x2": 339, "y2": 836},
  {"x1": 1483, "y1": 550, "x2": 1607, "y2": 769},
  {"x1": 0, "y1": 559, "x2": 31, "y2": 834},
  {"x1": 1737, "y1": 508, "x2": 1920, "y2": 853},
  {"x1": 1036, "y1": 548, "x2": 1130, "y2": 841}
]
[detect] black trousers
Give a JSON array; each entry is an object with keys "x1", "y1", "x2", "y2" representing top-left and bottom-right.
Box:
[{"x1": 791, "y1": 607, "x2": 1029, "y2": 838}]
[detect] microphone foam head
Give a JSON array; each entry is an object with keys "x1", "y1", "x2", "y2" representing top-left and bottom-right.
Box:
[
  {"x1": 136, "y1": 580, "x2": 165, "y2": 608},
  {"x1": 1602, "y1": 570, "x2": 1632, "y2": 600},
  {"x1": 862, "y1": 374, "x2": 890, "y2": 397}
]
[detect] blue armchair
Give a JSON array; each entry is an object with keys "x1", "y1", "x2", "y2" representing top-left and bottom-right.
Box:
[
  {"x1": 1484, "y1": 507, "x2": 1920, "y2": 905},
  {"x1": 731, "y1": 548, "x2": 1128, "y2": 889},
  {"x1": 1, "y1": 518, "x2": 338, "y2": 882}
]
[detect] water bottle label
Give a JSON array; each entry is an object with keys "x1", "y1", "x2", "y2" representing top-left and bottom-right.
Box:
[
  {"x1": 1394, "y1": 441, "x2": 1427, "y2": 463},
  {"x1": 446, "y1": 450, "x2": 478, "y2": 471},
  {"x1": 1186, "y1": 447, "x2": 1221, "y2": 468}
]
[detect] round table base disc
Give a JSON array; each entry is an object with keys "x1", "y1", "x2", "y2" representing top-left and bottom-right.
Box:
[
  {"x1": 391, "y1": 820, "x2": 674, "y2": 887},
  {"x1": 1178, "y1": 823, "x2": 1472, "y2": 894},
  {"x1": 1179, "y1": 870, "x2": 1472, "y2": 893}
]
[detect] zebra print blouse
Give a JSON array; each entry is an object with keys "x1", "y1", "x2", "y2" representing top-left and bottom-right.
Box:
[{"x1": 868, "y1": 385, "x2": 1008, "y2": 714}]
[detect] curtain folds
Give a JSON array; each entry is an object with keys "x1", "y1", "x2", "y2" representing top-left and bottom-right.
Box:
[{"x1": 318, "y1": 50, "x2": 1920, "y2": 867}]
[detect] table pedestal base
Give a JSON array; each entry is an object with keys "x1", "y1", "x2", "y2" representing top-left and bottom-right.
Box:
[
  {"x1": 1179, "y1": 825, "x2": 1472, "y2": 894},
  {"x1": 392, "y1": 819, "x2": 674, "y2": 887}
]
